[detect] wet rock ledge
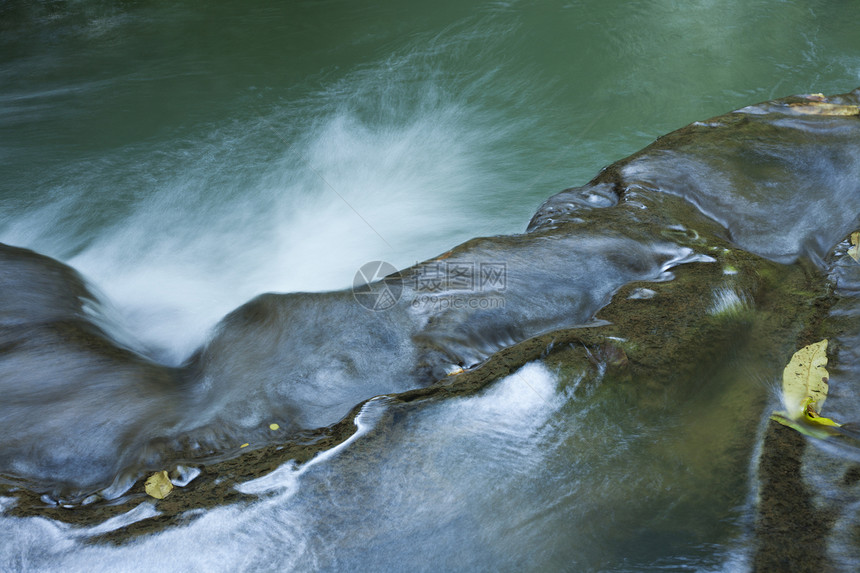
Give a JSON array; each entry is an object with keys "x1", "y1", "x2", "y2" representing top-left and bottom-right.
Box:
[{"x1": 1, "y1": 88, "x2": 859, "y2": 567}]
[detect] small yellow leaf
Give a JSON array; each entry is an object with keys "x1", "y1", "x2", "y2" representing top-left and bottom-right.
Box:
[
  {"x1": 781, "y1": 339, "x2": 830, "y2": 421},
  {"x1": 770, "y1": 412, "x2": 835, "y2": 439},
  {"x1": 144, "y1": 470, "x2": 173, "y2": 499},
  {"x1": 240, "y1": 443, "x2": 249, "y2": 448},
  {"x1": 269, "y1": 423, "x2": 280, "y2": 431},
  {"x1": 848, "y1": 231, "x2": 860, "y2": 263},
  {"x1": 804, "y1": 406, "x2": 841, "y2": 428}
]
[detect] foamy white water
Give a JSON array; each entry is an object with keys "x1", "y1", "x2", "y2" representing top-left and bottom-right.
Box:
[{"x1": 2, "y1": 82, "x2": 532, "y2": 363}]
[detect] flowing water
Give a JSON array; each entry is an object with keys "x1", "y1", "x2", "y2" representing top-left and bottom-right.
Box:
[{"x1": 1, "y1": 1, "x2": 860, "y2": 571}]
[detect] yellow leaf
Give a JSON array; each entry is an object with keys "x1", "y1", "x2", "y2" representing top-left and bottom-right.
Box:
[
  {"x1": 269, "y1": 423, "x2": 280, "y2": 431},
  {"x1": 780, "y1": 339, "x2": 830, "y2": 421},
  {"x1": 848, "y1": 231, "x2": 860, "y2": 263},
  {"x1": 770, "y1": 412, "x2": 835, "y2": 439},
  {"x1": 772, "y1": 339, "x2": 842, "y2": 436},
  {"x1": 144, "y1": 470, "x2": 174, "y2": 499}
]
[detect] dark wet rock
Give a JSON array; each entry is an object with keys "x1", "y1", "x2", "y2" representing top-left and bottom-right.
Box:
[
  {"x1": 180, "y1": 220, "x2": 706, "y2": 446},
  {"x1": 0, "y1": 244, "x2": 185, "y2": 497},
  {"x1": 8, "y1": 210, "x2": 832, "y2": 545},
  {"x1": 755, "y1": 422, "x2": 833, "y2": 573},
  {"x1": 0, "y1": 243, "x2": 93, "y2": 328},
  {"x1": 530, "y1": 88, "x2": 860, "y2": 264}
]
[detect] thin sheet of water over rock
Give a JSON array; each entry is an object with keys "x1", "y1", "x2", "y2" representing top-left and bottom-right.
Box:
[
  {"x1": 0, "y1": 212, "x2": 705, "y2": 498},
  {"x1": 2, "y1": 83, "x2": 860, "y2": 571},
  {"x1": 529, "y1": 89, "x2": 860, "y2": 264}
]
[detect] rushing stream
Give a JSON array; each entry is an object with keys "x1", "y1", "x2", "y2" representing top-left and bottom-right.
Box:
[{"x1": 2, "y1": 2, "x2": 860, "y2": 572}]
